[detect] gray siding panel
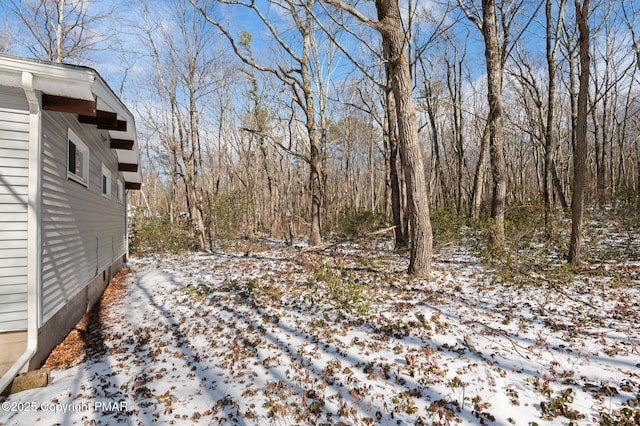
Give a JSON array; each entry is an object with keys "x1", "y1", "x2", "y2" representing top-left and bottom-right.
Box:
[
  {"x1": 0, "y1": 87, "x2": 28, "y2": 331},
  {"x1": 40, "y1": 110, "x2": 127, "y2": 324}
]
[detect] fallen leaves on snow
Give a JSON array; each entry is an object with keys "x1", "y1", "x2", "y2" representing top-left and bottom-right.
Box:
[{"x1": 1, "y1": 241, "x2": 639, "y2": 425}]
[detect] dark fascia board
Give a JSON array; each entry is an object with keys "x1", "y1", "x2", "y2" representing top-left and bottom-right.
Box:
[
  {"x1": 110, "y1": 139, "x2": 135, "y2": 150},
  {"x1": 42, "y1": 94, "x2": 96, "y2": 116},
  {"x1": 118, "y1": 163, "x2": 138, "y2": 172},
  {"x1": 125, "y1": 182, "x2": 141, "y2": 190},
  {"x1": 78, "y1": 109, "x2": 117, "y2": 127}
]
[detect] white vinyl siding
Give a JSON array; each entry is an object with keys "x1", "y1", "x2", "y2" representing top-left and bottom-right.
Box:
[
  {"x1": 0, "y1": 87, "x2": 29, "y2": 331},
  {"x1": 40, "y1": 111, "x2": 127, "y2": 324}
]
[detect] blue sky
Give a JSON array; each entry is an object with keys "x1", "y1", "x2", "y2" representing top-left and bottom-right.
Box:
[{"x1": 2, "y1": 0, "x2": 639, "y2": 119}]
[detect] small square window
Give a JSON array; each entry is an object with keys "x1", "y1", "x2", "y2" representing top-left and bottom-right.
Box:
[
  {"x1": 116, "y1": 179, "x2": 124, "y2": 203},
  {"x1": 67, "y1": 129, "x2": 89, "y2": 185},
  {"x1": 101, "y1": 164, "x2": 112, "y2": 198}
]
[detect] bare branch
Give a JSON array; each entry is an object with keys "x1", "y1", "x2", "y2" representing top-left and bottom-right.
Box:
[
  {"x1": 321, "y1": 0, "x2": 381, "y2": 30},
  {"x1": 456, "y1": 0, "x2": 482, "y2": 30},
  {"x1": 312, "y1": 2, "x2": 382, "y2": 85}
]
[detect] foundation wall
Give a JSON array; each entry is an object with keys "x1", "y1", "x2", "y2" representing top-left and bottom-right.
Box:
[
  {"x1": 28, "y1": 256, "x2": 124, "y2": 370},
  {"x1": 0, "y1": 331, "x2": 27, "y2": 378}
]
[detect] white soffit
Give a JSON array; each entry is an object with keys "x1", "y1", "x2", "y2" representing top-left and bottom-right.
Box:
[
  {"x1": 115, "y1": 148, "x2": 138, "y2": 164},
  {"x1": 121, "y1": 171, "x2": 141, "y2": 184},
  {"x1": 0, "y1": 54, "x2": 95, "y2": 101}
]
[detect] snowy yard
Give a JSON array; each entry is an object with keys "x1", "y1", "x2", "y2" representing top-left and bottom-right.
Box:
[{"x1": 1, "y1": 240, "x2": 639, "y2": 425}]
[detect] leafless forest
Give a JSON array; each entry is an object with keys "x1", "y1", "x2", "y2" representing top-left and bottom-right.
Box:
[
  {"x1": 3, "y1": 2, "x2": 640, "y2": 424},
  {"x1": 5, "y1": 0, "x2": 640, "y2": 269}
]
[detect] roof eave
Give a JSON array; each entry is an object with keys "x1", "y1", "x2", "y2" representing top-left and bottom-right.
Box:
[{"x1": 0, "y1": 53, "x2": 142, "y2": 187}]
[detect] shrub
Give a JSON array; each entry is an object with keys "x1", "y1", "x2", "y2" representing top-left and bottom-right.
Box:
[
  {"x1": 128, "y1": 209, "x2": 195, "y2": 256},
  {"x1": 332, "y1": 209, "x2": 387, "y2": 238},
  {"x1": 430, "y1": 209, "x2": 469, "y2": 247},
  {"x1": 207, "y1": 190, "x2": 255, "y2": 239},
  {"x1": 611, "y1": 190, "x2": 640, "y2": 230},
  {"x1": 309, "y1": 261, "x2": 369, "y2": 315}
]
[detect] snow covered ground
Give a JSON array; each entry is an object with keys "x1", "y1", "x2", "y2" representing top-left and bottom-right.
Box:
[{"x1": 1, "y1": 240, "x2": 639, "y2": 425}]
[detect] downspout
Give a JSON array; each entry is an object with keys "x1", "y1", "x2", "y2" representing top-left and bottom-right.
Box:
[
  {"x1": 125, "y1": 191, "x2": 129, "y2": 262},
  {"x1": 0, "y1": 71, "x2": 42, "y2": 393}
]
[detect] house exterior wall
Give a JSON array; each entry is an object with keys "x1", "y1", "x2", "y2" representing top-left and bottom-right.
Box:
[
  {"x1": 29, "y1": 255, "x2": 123, "y2": 370},
  {"x1": 0, "y1": 86, "x2": 29, "y2": 332},
  {"x1": 0, "y1": 55, "x2": 140, "y2": 390},
  {"x1": 39, "y1": 109, "x2": 127, "y2": 325}
]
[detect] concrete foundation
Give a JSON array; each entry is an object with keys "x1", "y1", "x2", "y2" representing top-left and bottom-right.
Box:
[
  {"x1": 0, "y1": 331, "x2": 27, "y2": 378},
  {"x1": 27, "y1": 257, "x2": 124, "y2": 370},
  {"x1": 0, "y1": 258, "x2": 124, "y2": 395}
]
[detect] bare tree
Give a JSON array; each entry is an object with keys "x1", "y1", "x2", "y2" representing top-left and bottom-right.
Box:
[
  {"x1": 470, "y1": 117, "x2": 491, "y2": 219},
  {"x1": 567, "y1": 0, "x2": 591, "y2": 265},
  {"x1": 192, "y1": 0, "x2": 326, "y2": 246},
  {"x1": 322, "y1": 0, "x2": 433, "y2": 277},
  {"x1": 458, "y1": 0, "x2": 506, "y2": 246},
  {"x1": 418, "y1": 57, "x2": 446, "y2": 207},
  {"x1": 332, "y1": 72, "x2": 408, "y2": 246},
  {"x1": 590, "y1": 3, "x2": 635, "y2": 203},
  {"x1": 386, "y1": 87, "x2": 408, "y2": 247},
  {"x1": 458, "y1": 0, "x2": 537, "y2": 246},
  {"x1": 623, "y1": 2, "x2": 640, "y2": 77},
  {"x1": 444, "y1": 41, "x2": 469, "y2": 214},
  {"x1": 615, "y1": 5, "x2": 639, "y2": 195},
  {"x1": 543, "y1": 0, "x2": 567, "y2": 232},
  {"x1": 506, "y1": 1, "x2": 568, "y2": 233},
  {"x1": 140, "y1": 0, "x2": 220, "y2": 250},
  {"x1": 238, "y1": 34, "x2": 283, "y2": 236},
  {"x1": 0, "y1": 23, "x2": 10, "y2": 52},
  {"x1": 314, "y1": 6, "x2": 411, "y2": 247},
  {"x1": 6, "y1": 0, "x2": 116, "y2": 63}
]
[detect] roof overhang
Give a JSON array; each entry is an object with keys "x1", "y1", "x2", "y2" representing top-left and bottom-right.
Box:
[{"x1": 0, "y1": 53, "x2": 142, "y2": 188}]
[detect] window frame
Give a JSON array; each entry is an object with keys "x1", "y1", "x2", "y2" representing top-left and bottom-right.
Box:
[
  {"x1": 67, "y1": 128, "x2": 89, "y2": 186},
  {"x1": 116, "y1": 179, "x2": 124, "y2": 203},
  {"x1": 101, "y1": 163, "x2": 112, "y2": 199}
]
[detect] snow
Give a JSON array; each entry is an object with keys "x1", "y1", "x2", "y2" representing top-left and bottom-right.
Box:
[{"x1": 1, "y1": 240, "x2": 639, "y2": 425}]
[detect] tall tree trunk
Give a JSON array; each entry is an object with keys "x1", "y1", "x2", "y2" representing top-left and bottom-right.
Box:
[
  {"x1": 449, "y1": 56, "x2": 466, "y2": 214},
  {"x1": 551, "y1": 160, "x2": 568, "y2": 208},
  {"x1": 470, "y1": 122, "x2": 490, "y2": 219},
  {"x1": 591, "y1": 99, "x2": 604, "y2": 202},
  {"x1": 482, "y1": 0, "x2": 507, "y2": 246},
  {"x1": 425, "y1": 91, "x2": 445, "y2": 206},
  {"x1": 386, "y1": 87, "x2": 407, "y2": 248},
  {"x1": 189, "y1": 86, "x2": 208, "y2": 251},
  {"x1": 544, "y1": 0, "x2": 564, "y2": 234},
  {"x1": 637, "y1": 142, "x2": 640, "y2": 194},
  {"x1": 377, "y1": 0, "x2": 432, "y2": 276},
  {"x1": 300, "y1": 2, "x2": 323, "y2": 246},
  {"x1": 568, "y1": 0, "x2": 591, "y2": 265}
]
